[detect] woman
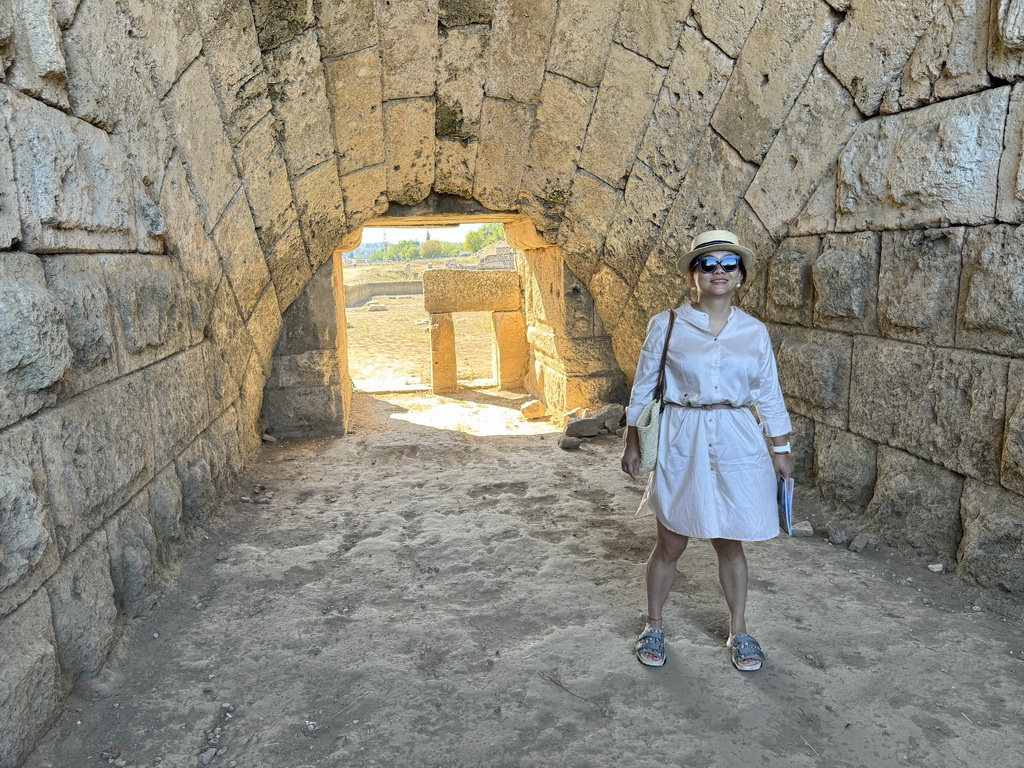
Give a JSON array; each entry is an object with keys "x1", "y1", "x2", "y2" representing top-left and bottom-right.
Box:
[{"x1": 620, "y1": 229, "x2": 793, "y2": 672}]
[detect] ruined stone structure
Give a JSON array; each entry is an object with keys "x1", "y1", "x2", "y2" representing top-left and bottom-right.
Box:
[{"x1": 2, "y1": 0, "x2": 1024, "y2": 763}]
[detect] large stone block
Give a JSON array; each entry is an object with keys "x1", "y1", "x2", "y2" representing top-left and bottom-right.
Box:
[
  {"x1": 174, "y1": 437, "x2": 216, "y2": 529},
  {"x1": 879, "y1": 0, "x2": 992, "y2": 112},
  {"x1": 958, "y1": 479, "x2": 1024, "y2": 592},
  {"x1": 520, "y1": 245, "x2": 606, "y2": 339},
  {"x1": 211, "y1": 193, "x2": 273, "y2": 318},
  {"x1": 558, "y1": 172, "x2": 621, "y2": 279},
  {"x1": 148, "y1": 464, "x2": 183, "y2": 554},
  {"x1": 0, "y1": 108, "x2": 19, "y2": 249},
  {"x1": 615, "y1": 0, "x2": 690, "y2": 67},
  {"x1": 246, "y1": 286, "x2": 284, "y2": 379},
  {"x1": 234, "y1": 112, "x2": 297, "y2": 251},
  {"x1": 546, "y1": 0, "x2": 618, "y2": 86},
  {"x1": 878, "y1": 227, "x2": 963, "y2": 347},
  {"x1": 0, "y1": 422, "x2": 53, "y2": 595},
  {"x1": 692, "y1": 0, "x2": 764, "y2": 58},
  {"x1": 836, "y1": 87, "x2": 1010, "y2": 231},
  {"x1": 603, "y1": 162, "x2": 673, "y2": 286},
  {"x1": 997, "y1": 82, "x2": 1024, "y2": 222},
  {"x1": 850, "y1": 337, "x2": 1008, "y2": 480},
  {"x1": 788, "y1": 411, "x2": 815, "y2": 484},
  {"x1": 46, "y1": 531, "x2": 118, "y2": 681},
  {"x1": 0, "y1": 2, "x2": 11, "y2": 73},
  {"x1": 251, "y1": 0, "x2": 314, "y2": 51},
  {"x1": 340, "y1": 164, "x2": 389, "y2": 227},
  {"x1": 163, "y1": 60, "x2": 240, "y2": 231},
  {"x1": 327, "y1": 48, "x2": 385, "y2": 176},
  {"x1": 103, "y1": 494, "x2": 158, "y2": 618},
  {"x1": 262, "y1": 384, "x2": 346, "y2": 436},
  {"x1": 578, "y1": 45, "x2": 665, "y2": 189},
  {"x1": 487, "y1": 0, "x2": 554, "y2": 103},
  {"x1": 712, "y1": 0, "x2": 840, "y2": 163},
  {"x1": 192, "y1": 0, "x2": 271, "y2": 144},
  {"x1": 101, "y1": 254, "x2": 195, "y2": 374},
  {"x1": 765, "y1": 236, "x2": 817, "y2": 327},
  {"x1": 0, "y1": 591, "x2": 62, "y2": 768},
  {"x1": 384, "y1": 98, "x2": 436, "y2": 206},
  {"x1": 317, "y1": 0, "x2": 378, "y2": 57},
  {"x1": 434, "y1": 137, "x2": 478, "y2": 198},
  {"x1": 790, "y1": 166, "x2": 837, "y2": 236},
  {"x1": 473, "y1": 98, "x2": 532, "y2": 211},
  {"x1": 265, "y1": 32, "x2": 336, "y2": 178},
  {"x1": 293, "y1": 160, "x2": 345, "y2": 271},
  {"x1": 266, "y1": 349, "x2": 341, "y2": 391},
  {"x1": 772, "y1": 324, "x2": 853, "y2": 429},
  {"x1": 990, "y1": 0, "x2": 1024, "y2": 80},
  {"x1": 814, "y1": 425, "x2": 878, "y2": 511},
  {"x1": 41, "y1": 255, "x2": 119, "y2": 396},
  {"x1": 430, "y1": 312, "x2": 457, "y2": 393},
  {"x1": 637, "y1": 24, "x2": 733, "y2": 190},
  {"x1": 377, "y1": 0, "x2": 438, "y2": 100},
  {"x1": 38, "y1": 374, "x2": 155, "y2": 555},
  {"x1": 1003, "y1": 360, "x2": 1024, "y2": 494},
  {"x1": 436, "y1": 24, "x2": 486, "y2": 142},
  {"x1": 438, "y1": 0, "x2": 493, "y2": 26},
  {"x1": 423, "y1": 268, "x2": 520, "y2": 313},
  {"x1": 491, "y1": 310, "x2": 527, "y2": 386},
  {"x1": 824, "y1": 0, "x2": 944, "y2": 115},
  {"x1": 117, "y1": 0, "x2": 202, "y2": 98},
  {"x1": 867, "y1": 446, "x2": 964, "y2": 561},
  {"x1": 264, "y1": 220, "x2": 311, "y2": 310},
  {"x1": 1, "y1": 86, "x2": 138, "y2": 252},
  {"x1": 728, "y1": 201, "x2": 775, "y2": 320},
  {"x1": 746, "y1": 64, "x2": 862, "y2": 238},
  {"x1": 812, "y1": 231, "x2": 880, "y2": 334},
  {"x1": 6, "y1": 0, "x2": 68, "y2": 109},
  {"x1": 146, "y1": 345, "x2": 213, "y2": 468},
  {"x1": 956, "y1": 223, "x2": 1024, "y2": 356},
  {"x1": 522, "y1": 74, "x2": 595, "y2": 205},
  {"x1": 274, "y1": 259, "x2": 337, "y2": 354},
  {"x1": 0, "y1": 254, "x2": 72, "y2": 430}
]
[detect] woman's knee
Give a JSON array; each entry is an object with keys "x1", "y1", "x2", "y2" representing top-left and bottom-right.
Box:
[
  {"x1": 654, "y1": 524, "x2": 689, "y2": 563},
  {"x1": 710, "y1": 538, "x2": 744, "y2": 560}
]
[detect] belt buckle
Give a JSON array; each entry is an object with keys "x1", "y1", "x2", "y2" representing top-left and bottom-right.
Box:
[{"x1": 701, "y1": 404, "x2": 714, "y2": 411}]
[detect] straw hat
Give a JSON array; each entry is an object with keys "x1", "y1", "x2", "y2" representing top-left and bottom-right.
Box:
[{"x1": 677, "y1": 229, "x2": 757, "y2": 274}]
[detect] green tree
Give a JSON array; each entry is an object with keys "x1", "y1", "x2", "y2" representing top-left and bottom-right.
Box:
[
  {"x1": 463, "y1": 223, "x2": 504, "y2": 253},
  {"x1": 419, "y1": 239, "x2": 462, "y2": 260}
]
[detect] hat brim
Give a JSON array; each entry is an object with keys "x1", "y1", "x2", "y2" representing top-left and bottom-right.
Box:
[{"x1": 677, "y1": 243, "x2": 757, "y2": 275}]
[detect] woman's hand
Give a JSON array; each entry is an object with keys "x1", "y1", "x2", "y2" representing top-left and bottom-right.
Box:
[
  {"x1": 772, "y1": 452, "x2": 793, "y2": 481},
  {"x1": 621, "y1": 426, "x2": 641, "y2": 479}
]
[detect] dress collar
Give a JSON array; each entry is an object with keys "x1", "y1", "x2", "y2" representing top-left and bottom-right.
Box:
[{"x1": 678, "y1": 302, "x2": 736, "y2": 331}]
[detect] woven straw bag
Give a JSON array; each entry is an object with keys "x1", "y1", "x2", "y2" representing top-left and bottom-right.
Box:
[{"x1": 631, "y1": 310, "x2": 676, "y2": 477}]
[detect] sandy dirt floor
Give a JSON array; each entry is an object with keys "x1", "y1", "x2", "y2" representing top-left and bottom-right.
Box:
[{"x1": 25, "y1": 389, "x2": 1024, "y2": 768}]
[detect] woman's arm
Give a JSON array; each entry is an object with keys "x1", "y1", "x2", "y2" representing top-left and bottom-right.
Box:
[{"x1": 623, "y1": 313, "x2": 669, "y2": 428}]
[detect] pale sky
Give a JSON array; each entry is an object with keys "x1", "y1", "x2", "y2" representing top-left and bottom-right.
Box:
[{"x1": 361, "y1": 223, "x2": 487, "y2": 244}]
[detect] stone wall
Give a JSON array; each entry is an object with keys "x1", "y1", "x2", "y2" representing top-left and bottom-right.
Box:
[
  {"x1": 3, "y1": 0, "x2": 1024, "y2": 763},
  {"x1": 342, "y1": 280, "x2": 424, "y2": 308}
]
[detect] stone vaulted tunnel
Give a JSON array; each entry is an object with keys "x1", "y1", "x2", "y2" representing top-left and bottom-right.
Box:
[{"x1": 2, "y1": 0, "x2": 1024, "y2": 763}]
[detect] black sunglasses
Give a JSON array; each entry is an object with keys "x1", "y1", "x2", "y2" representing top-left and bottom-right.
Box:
[{"x1": 691, "y1": 254, "x2": 741, "y2": 273}]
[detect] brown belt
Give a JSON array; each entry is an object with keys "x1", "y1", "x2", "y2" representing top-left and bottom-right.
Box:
[{"x1": 665, "y1": 401, "x2": 742, "y2": 410}]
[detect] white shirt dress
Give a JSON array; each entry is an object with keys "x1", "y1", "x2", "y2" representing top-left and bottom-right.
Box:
[{"x1": 625, "y1": 303, "x2": 792, "y2": 541}]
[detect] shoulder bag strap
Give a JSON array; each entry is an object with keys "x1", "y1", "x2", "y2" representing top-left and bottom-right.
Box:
[{"x1": 652, "y1": 310, "x2": 676, "y2": 404}]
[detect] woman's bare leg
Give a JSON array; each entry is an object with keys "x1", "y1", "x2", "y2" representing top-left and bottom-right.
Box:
[
  {"x1": 644, "y1": 520, "x2": 689, "y2": 643},
  {"x1": 710, "y1": 538, "x2": 760, "y2": 667}
]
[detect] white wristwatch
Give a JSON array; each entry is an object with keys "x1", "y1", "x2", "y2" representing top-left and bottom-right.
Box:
[{"x1": 771, "y1": 442, "x2": 792, "y2": 454}]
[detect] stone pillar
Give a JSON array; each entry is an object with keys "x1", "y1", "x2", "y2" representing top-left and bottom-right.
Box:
[
  {"x1": 430, "y1": 313, "x2": 457, "y2": 393},
  {"x1": 491, "y1": 311, "x2": 527, "y2": 388}
]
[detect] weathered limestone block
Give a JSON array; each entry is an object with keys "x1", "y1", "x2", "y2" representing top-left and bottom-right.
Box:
[
  {"x1": 766, "y1": 236, "x2": 817, "y2": 327},
  {"x1": 146, "y1": 345, "x2": 213, "y2": 468},
  {"x1": 0, "y1": 422, "x2": 53, "y2": 595},
  {"x1": 812, "y1": 231, "x2": 880, "y2": 334},
  {"x1": 1, "y1": 86, "x2": 138, "y2": 252},
  {"x1": 163, "y1": 60, "x2": 240, "y2": 231},
  {"x1": 211, "y1": 193, "x2": 273, "y2": 318},
  {"x1": 383, "y1": 98, "x2": 436, "y2": 206},
  {"x1": 837, "y1": 88, "x2": 1010, "y2": 231},
  {"x1": 0, "y1": 254, "x2": 72, "y2": 430},
  {"x1": 430, "y1": 312, "x2": 457, "y2": 393},
  {"x1": 423, "y1": 268, "x2": 520, "y2": 313},
  {"x1": 437, "y1": 24, "x2": 486, "y2": 142},
  {"x1": 0, "y1": 108, "x2": 19, "y2": 248},
  {"x1": 661, "y1": 131, "x2": 757, "y2": 255},
  {"x1": 487, "y1": 0, "x2": 555, "y2": 102},
  {"x1": 341, "y1": 164, "x2": 389, "y2": 228},
  {"x1": 265, "y1": 33, "x2": 335, "y2": 178},
  {"x1": 558, "y1": 172, "x2": 621, "y2": 281},
  {"x1": 293, "y1": 160, "x2": 345, "y2": 271},
  {"x1": 275, "y1": 259, "x2": 337, "y2": 355},
  {"x1": 772, "y1": 325, "x2": 853, "y2": 429},
  {"x1": 878, "y1": 228, "x2": 963, "y2": 347},
  {"x1": 546, "y1": 0, "x2": 618, "y2": 86},
  {"x1": 522, "y1": 74, "x2": 595, "y2": 206},
  {"x1": 377, "y1": 0, "x2": 438, "y2": 100},
  {"x1": 7, "y1": 0, "x2": 68, "y2": 109},
  {"x1": 959, "y1": 479, "x2": 1024, "y2": 593},
  {"x1": 317, "y1": 0, "x2": 378, "y2": 57},
  {"x1": 520, "y1": 246, "x2": 603, "y2": 338},
  {"x1": 824, "y1": 0, "x2": 944, "y2": 115},
  {"x1": 327, "y1": 48, "x2": 385, "y2": 176},
  {"x1": 616, "y1": 0, "x2": 690, "y2": 67},
  {"x1": 192, "y1": 0, "x2": 272, "y2": 144},
  {"x1": 712, "y1": 0, "x2": 840, "y2": 163},
  {"x1": 997, "y1": 83, "x2": 1024, "y2": 222},
  {"x1": 102, "y1": 254, "x2": 194, "y2": 374},
  {"x1": 264, "y1": 221, "x2": 310, "y2": 310},
  {"x1": 814, "y1": 425, "x2": 878, "y2": 510},
  {"x1": 692, "y1": 0, "x2": 765, "y2": 58},
  {"x1": 638, "y1": 25, "x2": 733, "y2": 190},
  {"x1": 251, "y1": 0, "x2": 314, "y2": 51},
  {"x1": 0, "y1": 1, "x2": 13, "y2": 73},
  {"x1": 879, "y1": 0, "x2": 991, "y2": 112},
  {"x1": 235, "y1": 113, "x2": 297, "y2": 251},
  {"x1": 174, "y1": 438, "x2": 216, "y2": 529},
  {"x1": 989, "y1": 0, "x2": 1024, "y2": 80},
  {"x1": 728, "y1": 201, "x2": 775, "y2": 319},
  {"x1": 148, "y1": 464, "x2": 183, "y2": 554},
  {"x1": 438, "y1": 0, "x2": 493, "y2": 26},
  {"x1": 208, "y1": 404, "x2": 247, "y2": 488},
  {"x1": 579, "y1": 45, "x2": 665, "y2": 189},
  {"x1": 266, "y1": 349, "x2": 342, "y2": 390},
  {"x1": 0, "y1": 592, "x2": 61, "y2": 768},
  {"x1": 41, "y1": 255, "x2": 118, "y2": 395},
  {"x1": 1003, "y1": 361, "x2": 1024, "y2": 494},
  {"x1": 867, "y1": 446, "x2": 964, "y2": 561},
  {"x1": 790, "y1": 167, "x2": 837, "y2": 236},
  {"x1": 104, "y1": 494, "x2": 158, "y2": 618},
  {"x1": 473, "y1": 98, "x2": 532, "y2": 211},
  {"x1": 435, "y1": 137, "x2": 478, "y2": 198},
  {"x1": 850, "y1": 337, "x2": 1008, "y2": 480},
  {"x1": 603, "y1": 162, "x2": 673, "y2": 286},
  {"x1": 747, "y1": 64, "x2": 862, "y2": 238},
  {"x1": 246, "y1": 286, "x2": 284, "y2": 378},
  {"x1": 956, "y1": 224, "x2": 1024, "y2": 356},
  {"x1": 118, "y1": 0, "x2": 202, "y2": 99},
  {"x1": 789, "y1": 412, "x2": 815, "y2": 483},
  {"x1": 262, "y1": 385, "x2": 346, "y2": 436},
  {"x1": 587, "y1": 264, "x2": 633, "y2": 336},
  {"x1": 46, "y1": 531, "x2": 118, "y2": 681}
]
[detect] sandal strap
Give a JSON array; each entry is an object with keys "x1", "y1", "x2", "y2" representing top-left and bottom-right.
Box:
[{"x1": 730, "y1": 633, "x2": 765, "y2": 661}]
